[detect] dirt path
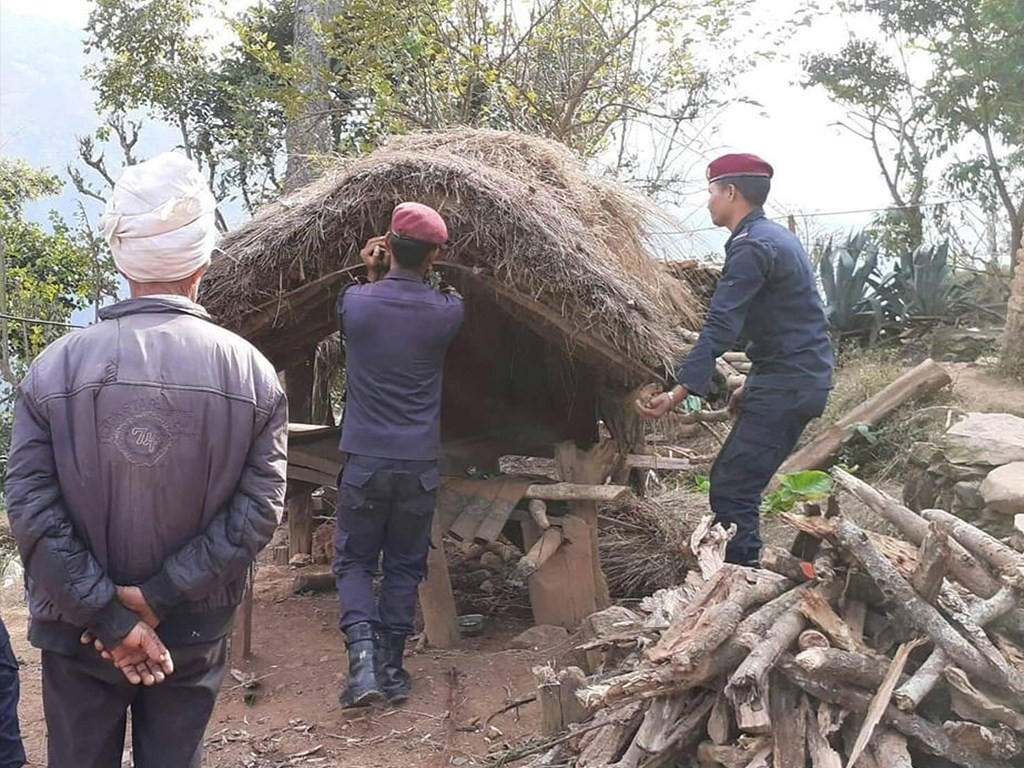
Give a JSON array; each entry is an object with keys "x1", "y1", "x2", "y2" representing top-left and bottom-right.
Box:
[
  {"x1": 946, "y1": 362, "x2": 1024, "y2": 415},
  {"x1": 5, "y1": 566, "x2": 550, "y2": 767}
]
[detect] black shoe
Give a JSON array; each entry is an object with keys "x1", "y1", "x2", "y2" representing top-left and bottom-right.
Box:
[
  {"x1": 339, "y1": 622, "x2": 384, "y2": 709},
  {"x1": 375, "y1": 629, "x2": 412, "y2": 704}
]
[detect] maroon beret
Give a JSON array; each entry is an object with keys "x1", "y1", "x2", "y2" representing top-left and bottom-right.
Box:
[
  {"x1": 706, "y1": 153, "x2": 774, "y2": 183},
  {"x1": 390, "y1": 202, "x2": 449, "y2": 245}
]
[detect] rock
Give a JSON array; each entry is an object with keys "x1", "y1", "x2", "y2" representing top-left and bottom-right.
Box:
[
  {"x1": 980, "y1": 462, "x2": 1024, "y2": 516},
  {"x1": 944, "y1": 413, "x2": 1024, "y2": 466},
  {"x1": 930, "y1": 327, "x2": 1000, "y2": 363},
  {"x1": 908, "y1": 441, "x2": 944, "y2": 467},
  {"x1": 480, "y1": 551, "x2": 504, "y2": 570},
  {"x1": 952, "y1": 481, "x2": 985, "y2": 513},
  {"x1": 581, "y1": 605, "x2": 643, "y2": 640},
  {"x1": 479, "y1": 579, "x2": 496, "y2": 594},
  {"x1": 508, "y1": 624, "x2": 569, "y2": 650}
]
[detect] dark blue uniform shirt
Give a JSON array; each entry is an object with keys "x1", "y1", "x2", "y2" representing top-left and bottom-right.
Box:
[
  {"x1": 337, "y1": 268, "x2": 464, "y2": 461},
  {"x1": 677, "y1": 209, "x2": 834, "y2": 395}
]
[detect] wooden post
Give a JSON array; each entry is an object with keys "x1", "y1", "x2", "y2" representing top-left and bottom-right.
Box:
[
  {"x1": 286, "y1": 356, "x2": 315, "y2": 560},
  {"x1": 555, "y1": 440, "x2": 615, "y2": 610},
  {"x1": 418, "y1": 516, "x2": 459, "y2": 649}
]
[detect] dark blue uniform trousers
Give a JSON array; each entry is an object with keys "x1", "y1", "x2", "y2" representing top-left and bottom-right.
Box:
[
  {"x1": 710, "y1": 386, "x2": 829, "y2": 565},
  {"x1": 0, "y1": 618, "x2": 25, "y2": 768},
  {"x1": 333, "y1": 454, "x2": 439, "y2": 635}
]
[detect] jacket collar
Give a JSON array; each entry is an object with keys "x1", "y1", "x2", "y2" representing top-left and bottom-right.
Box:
[
  {"x1": 98, "y1": 295, "x2": 212, "y2": 322},
  {"x1": 383, "y1": 267, "x2": 427, "y2": 284},
  {"x1": 725, "y1": 207, "x2": 766, "y2": 249}
]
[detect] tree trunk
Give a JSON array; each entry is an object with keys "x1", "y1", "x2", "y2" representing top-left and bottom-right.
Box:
[
  {"x1": 285, "y1": 0, "x2": 342, "y2": 192},
  {"x1": 1003, "y1": 234, "x2": 1024, "y2": 367}
]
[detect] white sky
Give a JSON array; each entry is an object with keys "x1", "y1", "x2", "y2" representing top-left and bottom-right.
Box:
[{"x1": 0, "y1": 0, "x2": 942, "y2": 258}]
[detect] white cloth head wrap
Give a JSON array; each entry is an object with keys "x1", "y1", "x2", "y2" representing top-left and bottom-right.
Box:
[{"x1": 100, "y1": 152, "x2": 218, "y2": 283}]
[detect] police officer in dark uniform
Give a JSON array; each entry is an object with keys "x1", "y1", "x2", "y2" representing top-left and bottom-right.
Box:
[
  {"x1": 0, "y1": 616, "x2": 26, "y2": 768},
  {"x1": 333, "y1": 202, "x2": 464, "y2": 708},
  {"x1": 638, "y1": 153, "x2": 834, "y2": 566}
]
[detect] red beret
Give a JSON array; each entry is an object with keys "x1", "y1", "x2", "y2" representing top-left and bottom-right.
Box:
[
  {"x1": 706, "y1": 153, "x2": 774, "y2": 183},
  {"x1": 390, "y1": 202, "x2": 449, "y2": 245}
]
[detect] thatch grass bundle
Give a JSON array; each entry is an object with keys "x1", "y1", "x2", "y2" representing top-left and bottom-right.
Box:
[
  {"x1": 598, "y1": 487, "x2": 705, "y2": 598},
  {"x1": 203, "y1": 128, "x2": 702, "y2": 375}
]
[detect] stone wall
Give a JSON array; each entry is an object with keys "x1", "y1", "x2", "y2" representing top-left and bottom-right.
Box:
[{"x1": 903, "y1": 412, "x2": 1024, "y2": 535}]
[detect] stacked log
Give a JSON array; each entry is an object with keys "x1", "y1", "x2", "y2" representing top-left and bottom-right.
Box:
[{"x1": 498, "y1": 473, "x2": 1024, "y2": 768}]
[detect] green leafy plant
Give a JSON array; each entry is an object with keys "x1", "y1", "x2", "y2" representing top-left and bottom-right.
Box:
[
  {"x1": 760, "y1": 471, "x2": 834, "y2": 515},
  {"x1": 818, "y1": 233, "x2": 884, "y2": 340},
  {"x1": 848, "y1": 422, "x2": 878, "y2": 445},
  {"x1": 876, "y1": 241, "x2": 966, "y2": 319},
  {"x1": 693, "y1": 475, "x2": 711, "y2": 493}
]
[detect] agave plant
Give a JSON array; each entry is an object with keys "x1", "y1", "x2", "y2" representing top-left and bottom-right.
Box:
[
  {"x1": 877, "y1": 241, "x2": 965, "y2": 319},
  {"x1": 818, "y1": 232, "x2": 884, "y2": 339}
]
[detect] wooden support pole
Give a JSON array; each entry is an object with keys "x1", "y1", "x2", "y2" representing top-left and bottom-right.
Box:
[
  {"x1": 555, "y1": 440, "x2": 615, "y2": 610},
  {"x1": 286, "y1": 356, "x2": 316, "y2": 560},
  {"x1": 418, "y1": 516, "x2": 459, "y2": 649}
]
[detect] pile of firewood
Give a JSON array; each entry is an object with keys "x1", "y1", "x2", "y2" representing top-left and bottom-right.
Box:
[{"x1": 500, "y1": 469, "x2": 1024, "y2": 768}]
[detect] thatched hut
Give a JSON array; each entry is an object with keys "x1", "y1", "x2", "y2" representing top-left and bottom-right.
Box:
[
  {"x1": 202, "y1": 129, "x2": 705, "y2": 465},
  {"x1": 202, "y1": 128, "x2": 715, "y2": 636}
]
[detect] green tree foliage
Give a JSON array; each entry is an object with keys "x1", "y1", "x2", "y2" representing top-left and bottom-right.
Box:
[
  {"x1": 804, "y1": 0, "x2": 1024, "y2": 265},
  {"x1": 80, "y1": 0, "x2": 748, "y2": 206},
  {"x1": 0, "y1": 159, "x2": 113, "y2": 381}
]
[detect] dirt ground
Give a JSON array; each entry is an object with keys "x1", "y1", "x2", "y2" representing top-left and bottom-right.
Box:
[
  {"x1": 3, "y1": 565, "x2": 553, "y2": 768},
  {"x1": 5, "y1": 359, "x2": 1023, "y2": 767}
]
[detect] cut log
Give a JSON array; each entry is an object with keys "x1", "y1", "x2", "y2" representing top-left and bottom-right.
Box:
[
  {"x1": 777, "y1": 359, "x2": 951, "y2": 476},
  {"x1": 794, "y1": 647, "x2": 892, "y2": 689},
  {"x1": 778, "y1": 656, "x2": 1007, "y2": 768},
  {"x1": 534, "y1": 666, "x2": 563, "y2": 736},
  {"x1": 943, "y1": 666, "x2": 1024, "y2": 731},
  {"x1": 833, "y1": 518, "x2": 1024, "y2": 698},
  {"x1": 798, "y1": 630, "x2": 830, "y2": 651},
  {"x1": 770, "y1": 676, "x2": 807, "y2": 768},
  {"x1": 696, "y1": 737, "x2": 770, "y2": 768},
  {"x1": 911, "y1": 521, "x2": 951, "y2": 603},
  {"x1": 629, "y1": 691, "x2": 714, "y2": 768},
  {"x1": 845, "y1": 639, "x2": 922, "y2": 768},
  {"x1": 842, "y1": 599, "x2": 868, "y2": 642},
  {"x1": 623, "y1": 454, "x2": 696, "y2": 471},
  {"x1": 805, "y1": 703, "x2": 843, "y2": 768},
  {"x1": 868, "y1": 730, "x2": 912, "y2": 768},
  {"x1": 528, "y1": 499, "x2": 551, "y2": 530},
  {"x1": 760, "y1": 546, "x2": 818, "y2": 583},
  {"x1": 832, "y1": 469, "x2": 1004, "y2": 600},
  {"x1": 942, "y1": 720, "x2": 1023, "y2": 762},
  {"x1": 556, "y1": 667, "x2": 589, "y2": 729},
  {"x1": 893, "y1": 586, "x2": 1018, "y2": 711},
  {"x1": 611, "y1": 695, "x2": 691, "y2": 768},
  {"x1": 921, "y1": 507, "x2": 1024, "y2": 587},
  {"x1": 516, "y1": 526, "x2": 565, "y2": 579},
  {"x1": 726, "y1": 586, "x2": 838, "y2": 733},
  {"x1": 798, "y1": 587, "x2": 875, "y2": 657},
  {"x1": 576, "y1": 702, "x2": 646, "y2": 768}
]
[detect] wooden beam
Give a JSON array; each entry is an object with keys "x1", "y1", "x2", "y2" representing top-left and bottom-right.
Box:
[
  {"x1": 523, "y1": 482, "x2": 629, "y2": 502},
  {"x1": 516, "y1": 527, "x2": 565, "y2": 578},
  {"x1": 624, "y1": 454, "x2": 695, "y2": 471},
  {"x1": 777, "y1": 359, "x2": 952, "y2": 477}
]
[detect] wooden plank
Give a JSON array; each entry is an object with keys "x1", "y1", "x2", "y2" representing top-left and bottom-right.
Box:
[
  {"x1": 624, "y1": 455, "x2": 694, "y2": 471},
  {"x1": 288, "y1": 465, "x2": 335, "y2": 489},
  {"x1": 527, "y1": 514, "x2": 598, "y2": 629},
  {"x1": 555, "y1": 441, "x2": 615, "y2": 610},
  {"x1": 418, "y1": 516, "x2": 460, "y2": 649}
]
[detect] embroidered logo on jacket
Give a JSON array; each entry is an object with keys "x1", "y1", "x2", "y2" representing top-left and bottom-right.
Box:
[{"x1": 99, "y1": 397, "x2": 196, "y2": 467}]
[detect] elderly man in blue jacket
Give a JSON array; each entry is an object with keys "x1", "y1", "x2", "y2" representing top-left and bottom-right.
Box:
[
  {"x1": 638, "y1": 154, "x2": 834, "y2": 566},
  {"x1": 5, "y1": 152, "x2": 288, "y2": 767}
]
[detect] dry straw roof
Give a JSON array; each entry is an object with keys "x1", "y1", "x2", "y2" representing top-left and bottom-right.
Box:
[{"x1": 202, "y1": 128, "x2": 701, "y2": 379}]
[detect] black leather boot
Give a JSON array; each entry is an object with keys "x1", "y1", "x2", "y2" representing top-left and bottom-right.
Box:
[
  {"x1": 375, "y1": 629, "x2": 412, "y2": 703},
  {"x1": 339, "y1": 622, "x2": 383, "y2": 709}
]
